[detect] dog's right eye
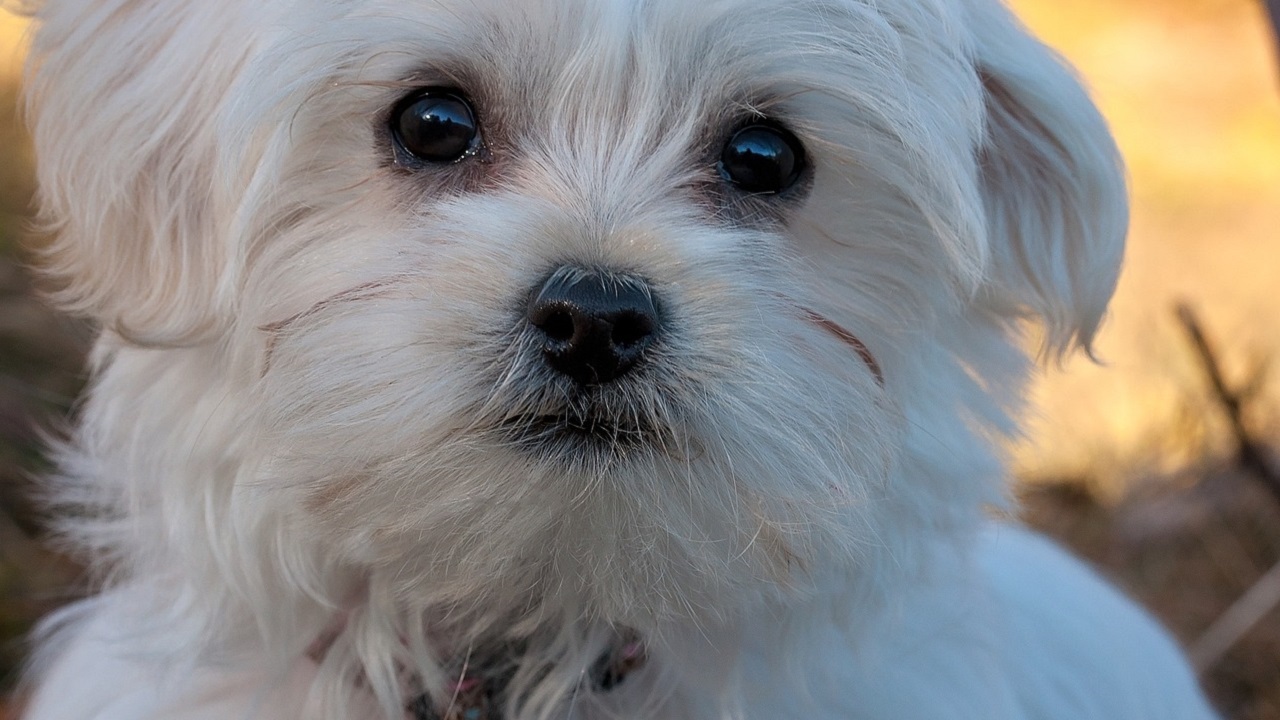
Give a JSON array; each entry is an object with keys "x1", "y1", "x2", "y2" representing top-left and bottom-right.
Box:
[{"x1": 390, "y1": 89, "x2": 480, "y2": 164}]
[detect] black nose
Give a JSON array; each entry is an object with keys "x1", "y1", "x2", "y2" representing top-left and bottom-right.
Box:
[{"x1": 527, "y1": 269, "x2": 660, "y2": 386}]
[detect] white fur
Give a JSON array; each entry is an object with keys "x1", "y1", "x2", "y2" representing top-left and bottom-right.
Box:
[{"x1": 17, "y1": 0, "x2": 1215, "y2": 718}]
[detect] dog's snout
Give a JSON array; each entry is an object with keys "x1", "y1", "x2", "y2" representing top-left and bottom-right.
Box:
[{"x1": 527, "y1": 269, "x2": 659, "y2": 386}]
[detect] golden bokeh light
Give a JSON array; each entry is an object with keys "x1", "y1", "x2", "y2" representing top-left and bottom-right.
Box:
[{"x1": 0, "y1": 11, "x2": 28, "y2": 78}]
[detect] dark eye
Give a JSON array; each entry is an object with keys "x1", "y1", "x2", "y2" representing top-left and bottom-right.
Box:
[
  {"x1": 391, "y1": 89, "x2": 480, "y2": 163},
  {"x1": 718, "y1": 123, "x2": 806, "y2": 194}
]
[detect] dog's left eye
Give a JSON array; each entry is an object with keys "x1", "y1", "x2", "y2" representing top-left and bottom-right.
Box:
[
  {"x1": 718, "y1": 123, "x2": 806, "y2": 194},
  {"x1": 390, "y1": 89, "x2": 480, "y2": 163}
]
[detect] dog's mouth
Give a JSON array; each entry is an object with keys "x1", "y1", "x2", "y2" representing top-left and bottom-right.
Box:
[{"x1": 498, "y1": 411, "x2": 655, "y2": 458}]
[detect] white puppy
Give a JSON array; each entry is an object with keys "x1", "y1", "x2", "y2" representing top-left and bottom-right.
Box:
[{"x1": 17, "y1": 0, "x2": 1218, "y2": 718}]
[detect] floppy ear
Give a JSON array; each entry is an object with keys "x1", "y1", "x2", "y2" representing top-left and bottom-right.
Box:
[
  {"x1": 969, "y1": 0, "x2": 1127, "y2": 357},
  {"x1": 25, "y1": 1, "x2": 248, "y2": 343}
]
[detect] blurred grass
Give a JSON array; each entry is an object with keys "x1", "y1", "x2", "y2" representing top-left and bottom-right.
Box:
[{"x1": 0, "y1": 2, "x2": 1278, "y2": 718}]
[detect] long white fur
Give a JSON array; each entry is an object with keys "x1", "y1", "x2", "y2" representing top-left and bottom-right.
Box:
[{"x1": 16, "y1": 0, "x2": 1215, "y2": 718}]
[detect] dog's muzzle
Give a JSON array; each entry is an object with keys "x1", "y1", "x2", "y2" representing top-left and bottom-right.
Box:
[
  {"x1": 501, "y1": 267, "x2": 881, "y2": 462},
  {"x1": 485, "y1": 267, "x2": 666, "y2": 460}
]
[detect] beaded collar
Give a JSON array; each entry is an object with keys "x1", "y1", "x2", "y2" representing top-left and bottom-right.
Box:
[
  {"x1": 307, "y1": 619, "x2": 646, "y2": 720},
  {"x1": 407, "y1": 633, "x2": 646, "y2": 720}
]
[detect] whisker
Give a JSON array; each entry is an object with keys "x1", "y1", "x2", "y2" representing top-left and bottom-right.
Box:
[{"x1": 257, "y1": 276, "x2": 410, "y2": 371}]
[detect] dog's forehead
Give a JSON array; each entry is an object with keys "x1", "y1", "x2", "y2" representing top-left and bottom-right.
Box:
[
  {"x1": 322, "y1": 0, "x2": 971, "y2": 125},
  {"x1": 267, "y1": 0, "x2": 983, "y2": 206}
]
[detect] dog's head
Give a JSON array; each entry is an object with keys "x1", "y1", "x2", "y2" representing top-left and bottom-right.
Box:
[{"x1": 26, "y1": 0, "x2": 1123, "y2": 709}]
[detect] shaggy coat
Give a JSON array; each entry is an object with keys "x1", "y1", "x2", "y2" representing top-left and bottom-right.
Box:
[{"x1": 18, "y1": 0, "x2": 1217, "y2": 718}]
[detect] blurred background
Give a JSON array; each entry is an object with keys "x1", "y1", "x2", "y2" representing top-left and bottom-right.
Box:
[{"x1": 0, "y1": 1, "x2": 1278, "y2": 718}]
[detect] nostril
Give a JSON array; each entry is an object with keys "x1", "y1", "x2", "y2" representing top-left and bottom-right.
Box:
[
  {"x1": 610, "y1": 311, "x2": 655, "y2": 349},
  {"x1": 538, "y1": 308, "x2": 577, "y2": 344}
]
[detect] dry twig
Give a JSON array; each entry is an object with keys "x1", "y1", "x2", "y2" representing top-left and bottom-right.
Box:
[
  {"x1": 1175, "y1": 303, "x2": 1280, "y2": 501},
  {"x1": 1175, "y1": 302, "x2": 1280, "y2": 672},
  {"x1": 1191, "y1": 559, "x2": 1280, "y2": 672}
]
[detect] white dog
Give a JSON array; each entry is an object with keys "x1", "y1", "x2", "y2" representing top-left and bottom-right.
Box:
[{"x1": 16, "y1": 0, "x2": 1219, "y2": 718}]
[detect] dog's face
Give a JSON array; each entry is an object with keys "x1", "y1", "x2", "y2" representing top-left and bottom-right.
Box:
[{"x1": 27, "y1": 0, "x2": 1124, "y2": 650}]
